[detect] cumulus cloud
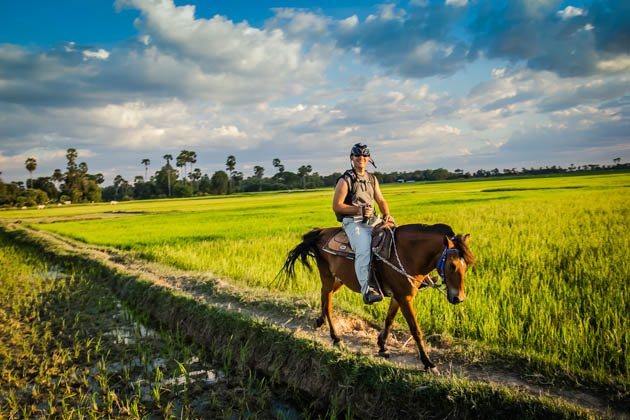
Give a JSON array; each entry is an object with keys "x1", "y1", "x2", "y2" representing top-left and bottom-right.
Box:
[
  {"x1": 327, "y1": 0, "x2": 630, "y2": 79},
  {"x1": 557, "y1": 6, "x2": 586, "y2": 20}
]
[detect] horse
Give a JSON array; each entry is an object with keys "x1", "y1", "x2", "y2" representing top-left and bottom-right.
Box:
[{"x1": 280, "y1": 223, "x2": 475, "y2": 372}]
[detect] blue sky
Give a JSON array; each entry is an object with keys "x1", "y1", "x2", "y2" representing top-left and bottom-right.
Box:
[{"x1": 0, "y1": 0, "x2": 628, "y2": 184}]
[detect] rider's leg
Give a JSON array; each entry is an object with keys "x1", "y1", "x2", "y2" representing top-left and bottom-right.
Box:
[{"x1": 342, "y1": 218, "x2": 381, "y2": 303}]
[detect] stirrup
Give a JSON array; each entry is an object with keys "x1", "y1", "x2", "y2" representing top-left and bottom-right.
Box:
[{"x1": 363, "y1": 288, "x2": 383, "y2": 305}]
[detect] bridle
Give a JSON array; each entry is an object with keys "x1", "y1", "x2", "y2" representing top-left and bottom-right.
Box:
[{"x1": 372, "y1": 227, "x2": 460, "y2": 297}]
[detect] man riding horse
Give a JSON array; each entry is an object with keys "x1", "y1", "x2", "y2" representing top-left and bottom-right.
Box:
[
  {"x1": 281, "y1": 143, "x2": 474, "y2": 371},
  {"x1": 332, "y1": 143, "x2": 393, "y2": 304}
]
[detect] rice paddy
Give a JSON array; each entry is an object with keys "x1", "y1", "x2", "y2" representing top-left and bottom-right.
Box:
[
  {"x1": 0, "y1": 235, "x2": 303, "y2": 418},
  {"x1": 5, "y1": 173, "x2": 629, "y2": 382}
]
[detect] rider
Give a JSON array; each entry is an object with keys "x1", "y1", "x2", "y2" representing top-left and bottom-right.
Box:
[{"x1": 332, "y1": 143, "x2": 394, "y2": 304}]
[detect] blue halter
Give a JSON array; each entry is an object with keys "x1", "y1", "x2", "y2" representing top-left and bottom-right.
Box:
[{"x1": 436, "y1": 244, "x2": 459, "y2": 283}]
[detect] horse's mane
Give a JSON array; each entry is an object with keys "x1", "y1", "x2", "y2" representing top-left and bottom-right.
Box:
[
  {"x1": 402, "y1": 223, "x2": 475, "y2": 266},
  {"x1": 453, "y1": 234, "x2": 476, "y2": 266},
  {"x1": 406, "y1": 223, "x2": 455, "y2": 236}
]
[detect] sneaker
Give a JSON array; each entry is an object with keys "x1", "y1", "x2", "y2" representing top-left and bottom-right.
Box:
[{"x1": 363, "y1": 287, "x2": 383, "y2": 304}]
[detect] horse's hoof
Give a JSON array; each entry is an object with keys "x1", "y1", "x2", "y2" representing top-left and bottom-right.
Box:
[
  {"x1": 332, "y1": 337, "x2": 342, "y2": 346},
  {"x1": 314, "y1": 318, "x2": 324, "y2": 328},
  {"x1": 426, "y1": 366, "x2": 440, "y2": 375},
  {"x1": 378, "y1": 351, "x2": 390, "y2": 359}
]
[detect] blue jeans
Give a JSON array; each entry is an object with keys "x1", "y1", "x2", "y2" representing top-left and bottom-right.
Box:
[{"x1": 342, "y1": 217, "x2": 373, "y2": 294}]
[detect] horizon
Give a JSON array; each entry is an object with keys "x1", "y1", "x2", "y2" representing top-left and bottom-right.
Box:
[{"x1": 0, "y1": 0, "x2": 628, "y2": 184}]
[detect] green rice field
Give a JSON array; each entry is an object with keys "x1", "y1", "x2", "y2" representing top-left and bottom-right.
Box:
[
  {"x1": 0, "y1": 232, "x2": 301, "y2": 418},
  {"x1": 4, "y1": 173, "x2": 629, "y2": 381}
]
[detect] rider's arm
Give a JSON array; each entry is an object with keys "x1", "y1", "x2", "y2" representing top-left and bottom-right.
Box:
[
  {"x1": 374, "y1": 178, "x2": 393, "y2": 223},
  {"x1": 332, "y1": 179, "x2": 363, "y2": 217}
]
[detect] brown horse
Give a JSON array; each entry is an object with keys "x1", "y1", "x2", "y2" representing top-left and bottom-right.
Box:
[{"x1": 280, "y1": 223, "x2": 474, "y2": 372}]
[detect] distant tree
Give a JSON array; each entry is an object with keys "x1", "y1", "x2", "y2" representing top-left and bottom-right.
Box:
[
  {"x1": 25, "y1": 157, "x2": 37, "y2": 188},
  {"x1": 253, "y1": 165, "x2": 264, "y2": 178},
  {"x1": 141, "y1": 158, "x2": 151, "y2": 180},
  {"x1": 176, "y1": 151, "x2": 187, "y2": 181},
  {"x1": 272, "y1": 158, "x2": 285, "y2": 175},
  {"x1": 187, "y1": 151, "x2": 197, "y2": 180},
  {"x1": 113, "y1": 175, "x2": 127, "y2": 199},
  {"x1": 613, "y1": 157, "x2": 621, "y2": 165},
  {"x1": 92, "y1": 173, "x2": 105, "y2": 185},
  {"x1": 31, "y1": 176, "x2": 57, "y2": 200},
  {"x1": 198, "y1": 174, "x2": 212, "y2": 194},
  {"x1": 154, "y1": 164, "x2": 178, "y2": 197},
  {"x1": 190, "y1": 168, "x2": 202, "y2": 193},
  {"x1": 210, "y1": 170, "x2": 229, "y2": 195},
  {"x1": 66, "y1": 148, "x2": 78, "y2": 170},
  {"x1": 226, "y1": 155, "x2": 237, "y2": 193},
  {"x1": 226, "y1": 155, "x2": 236, "y2": 173},
  {"x1": 297, "y1": 164, "x2": 312, "y2": 189},
  {"x1": 51, "y1": 169, "x2": 64, "y2": 190},
  {"x1": 163, "y1": 154, "x2": 173, "y2": 196}
]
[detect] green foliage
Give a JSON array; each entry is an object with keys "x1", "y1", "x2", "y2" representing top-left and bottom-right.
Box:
[{"x1": 210, "y1": 170, "x2": 229, "y2": 195}]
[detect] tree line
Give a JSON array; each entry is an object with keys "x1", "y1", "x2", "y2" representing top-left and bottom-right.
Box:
[{"x1": 0, "y1": 149, "x2": 627, "y2": 207}]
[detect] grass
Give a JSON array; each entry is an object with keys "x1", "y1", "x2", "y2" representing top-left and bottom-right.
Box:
[
  {"x1": 0, "y1": 232, "x2": 306, "y2": 418},
  {"x1": 6, "y1": 173, "x2": 629, "y2": 383}
]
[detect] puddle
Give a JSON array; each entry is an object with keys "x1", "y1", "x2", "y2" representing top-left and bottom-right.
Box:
[{"x1": 98, "y1": 304, "x2": 226, "y2": 404}]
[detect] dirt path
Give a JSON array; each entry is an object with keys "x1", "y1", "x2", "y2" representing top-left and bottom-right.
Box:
[{"x1": 14, "y1": 223, "x2": 625, "y2": 418}]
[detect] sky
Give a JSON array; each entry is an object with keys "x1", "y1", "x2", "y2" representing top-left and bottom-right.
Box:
[{"x1": 0, "y1": 0, "x2": 628, "y2": 184}]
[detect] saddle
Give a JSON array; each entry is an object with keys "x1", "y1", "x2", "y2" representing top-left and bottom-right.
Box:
[{"x1": 322, "y1": 223, "x2": 394, "y2": 260}]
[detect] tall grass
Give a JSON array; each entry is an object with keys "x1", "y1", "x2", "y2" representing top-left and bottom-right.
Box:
[{"x1": 26, "y1": 173, "x2": 630, "y2": 379}]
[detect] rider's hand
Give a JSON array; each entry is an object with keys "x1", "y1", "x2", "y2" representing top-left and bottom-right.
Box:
[
  {"x1": 362, "y1": 206, "x2": 374, "y2": 218},
  {"x1": 383, "y1": 214, "x2": 394, "y2": 224}
]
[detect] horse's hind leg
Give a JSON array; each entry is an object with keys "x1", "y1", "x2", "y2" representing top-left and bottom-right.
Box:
[
  {"x1": 398, "y1": 296, "x2": 438, "y2": 373},
  {"x1": 377, "y1": 298, "x2": 399, "y2": 357},
  {"x1": 314, "y1": 261, "x2": 343, "y2": 345}
]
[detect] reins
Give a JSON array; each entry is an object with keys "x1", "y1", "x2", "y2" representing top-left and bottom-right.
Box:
[{"x1": 372, "y1": 226, "x2": 448, "y2": 297}]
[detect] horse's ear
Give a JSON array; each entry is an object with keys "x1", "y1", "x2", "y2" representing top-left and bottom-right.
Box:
[
  {"x1": 463, "y1": 234, "x2": 471, "y2": 245},
  {"x1": 444, "y1": 236, "x2": 454, "y2": 248}
]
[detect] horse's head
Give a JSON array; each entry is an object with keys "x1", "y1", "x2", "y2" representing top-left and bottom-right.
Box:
[{"x1": 442, "y1": 234, "x2": 474, "y2": 305}]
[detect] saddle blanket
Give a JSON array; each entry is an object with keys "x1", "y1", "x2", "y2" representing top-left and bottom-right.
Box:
[{"x1": 322, "y1": 226, "x2": 393, "y2": 260}]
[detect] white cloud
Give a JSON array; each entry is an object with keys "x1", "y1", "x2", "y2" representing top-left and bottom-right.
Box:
[
  {"x1": 82, "y1": 48, "x2": 110, "y2": 60},
  {"x1": 446, "y1": 0, "x2": 468, "y2": 8},
  {"x1": 210, "y1": 125, "x2": 246, "y2": 139},
  {"x1": 117, "y1": 0, "x2": 318, "y2": 79},
  {"x1": 597, "y1": 55, "x2": 630, "y2": 73},
  {"x1": 556, "y1": 6, "x2": 586, "y2": 20}
]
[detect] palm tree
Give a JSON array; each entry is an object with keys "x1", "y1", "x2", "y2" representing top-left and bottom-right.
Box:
[
  {"x1": 226, "y1": 155, "x2": 236, "y2": 173},
  {"x1": 25, "y1": 157, "x2": 37, "y2": 189},
  {"x1": 187, "y1": 151, "x2": 197, "y2": 180},
  {"x1": 163, "y1": 154, "x2": 173, "y2": 196},
  {"x1": 141, "y1": 158, "x2": 151, "y2": 181},
  {"x1": 226, "y1": 155, "x2": 236, "y2": 194},
  {"x1": 113, "y1": 175, "x2": 126, "y2": 198},
  {"x1": 190, "y1": 168, "x2": 202, "y2": 193},
  {"x1": 297, "y1": 164, "x2": 312, "y2": 189},
  {"x1": 272, "y1": 158, "x2": 284, "y2": 174}
]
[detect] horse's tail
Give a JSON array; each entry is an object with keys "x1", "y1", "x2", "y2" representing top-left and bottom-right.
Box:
[{"x1": 278, "y1": 228, "x2": 322, "y2": 281}]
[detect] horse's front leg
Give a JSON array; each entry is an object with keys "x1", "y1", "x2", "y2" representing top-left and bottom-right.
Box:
[
  {"x1": 398, "y1": 296, "x2": 438, "y2": 373},
  {"x1": 377, "y1": 298, "x2": 399, "y2": 357}
]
